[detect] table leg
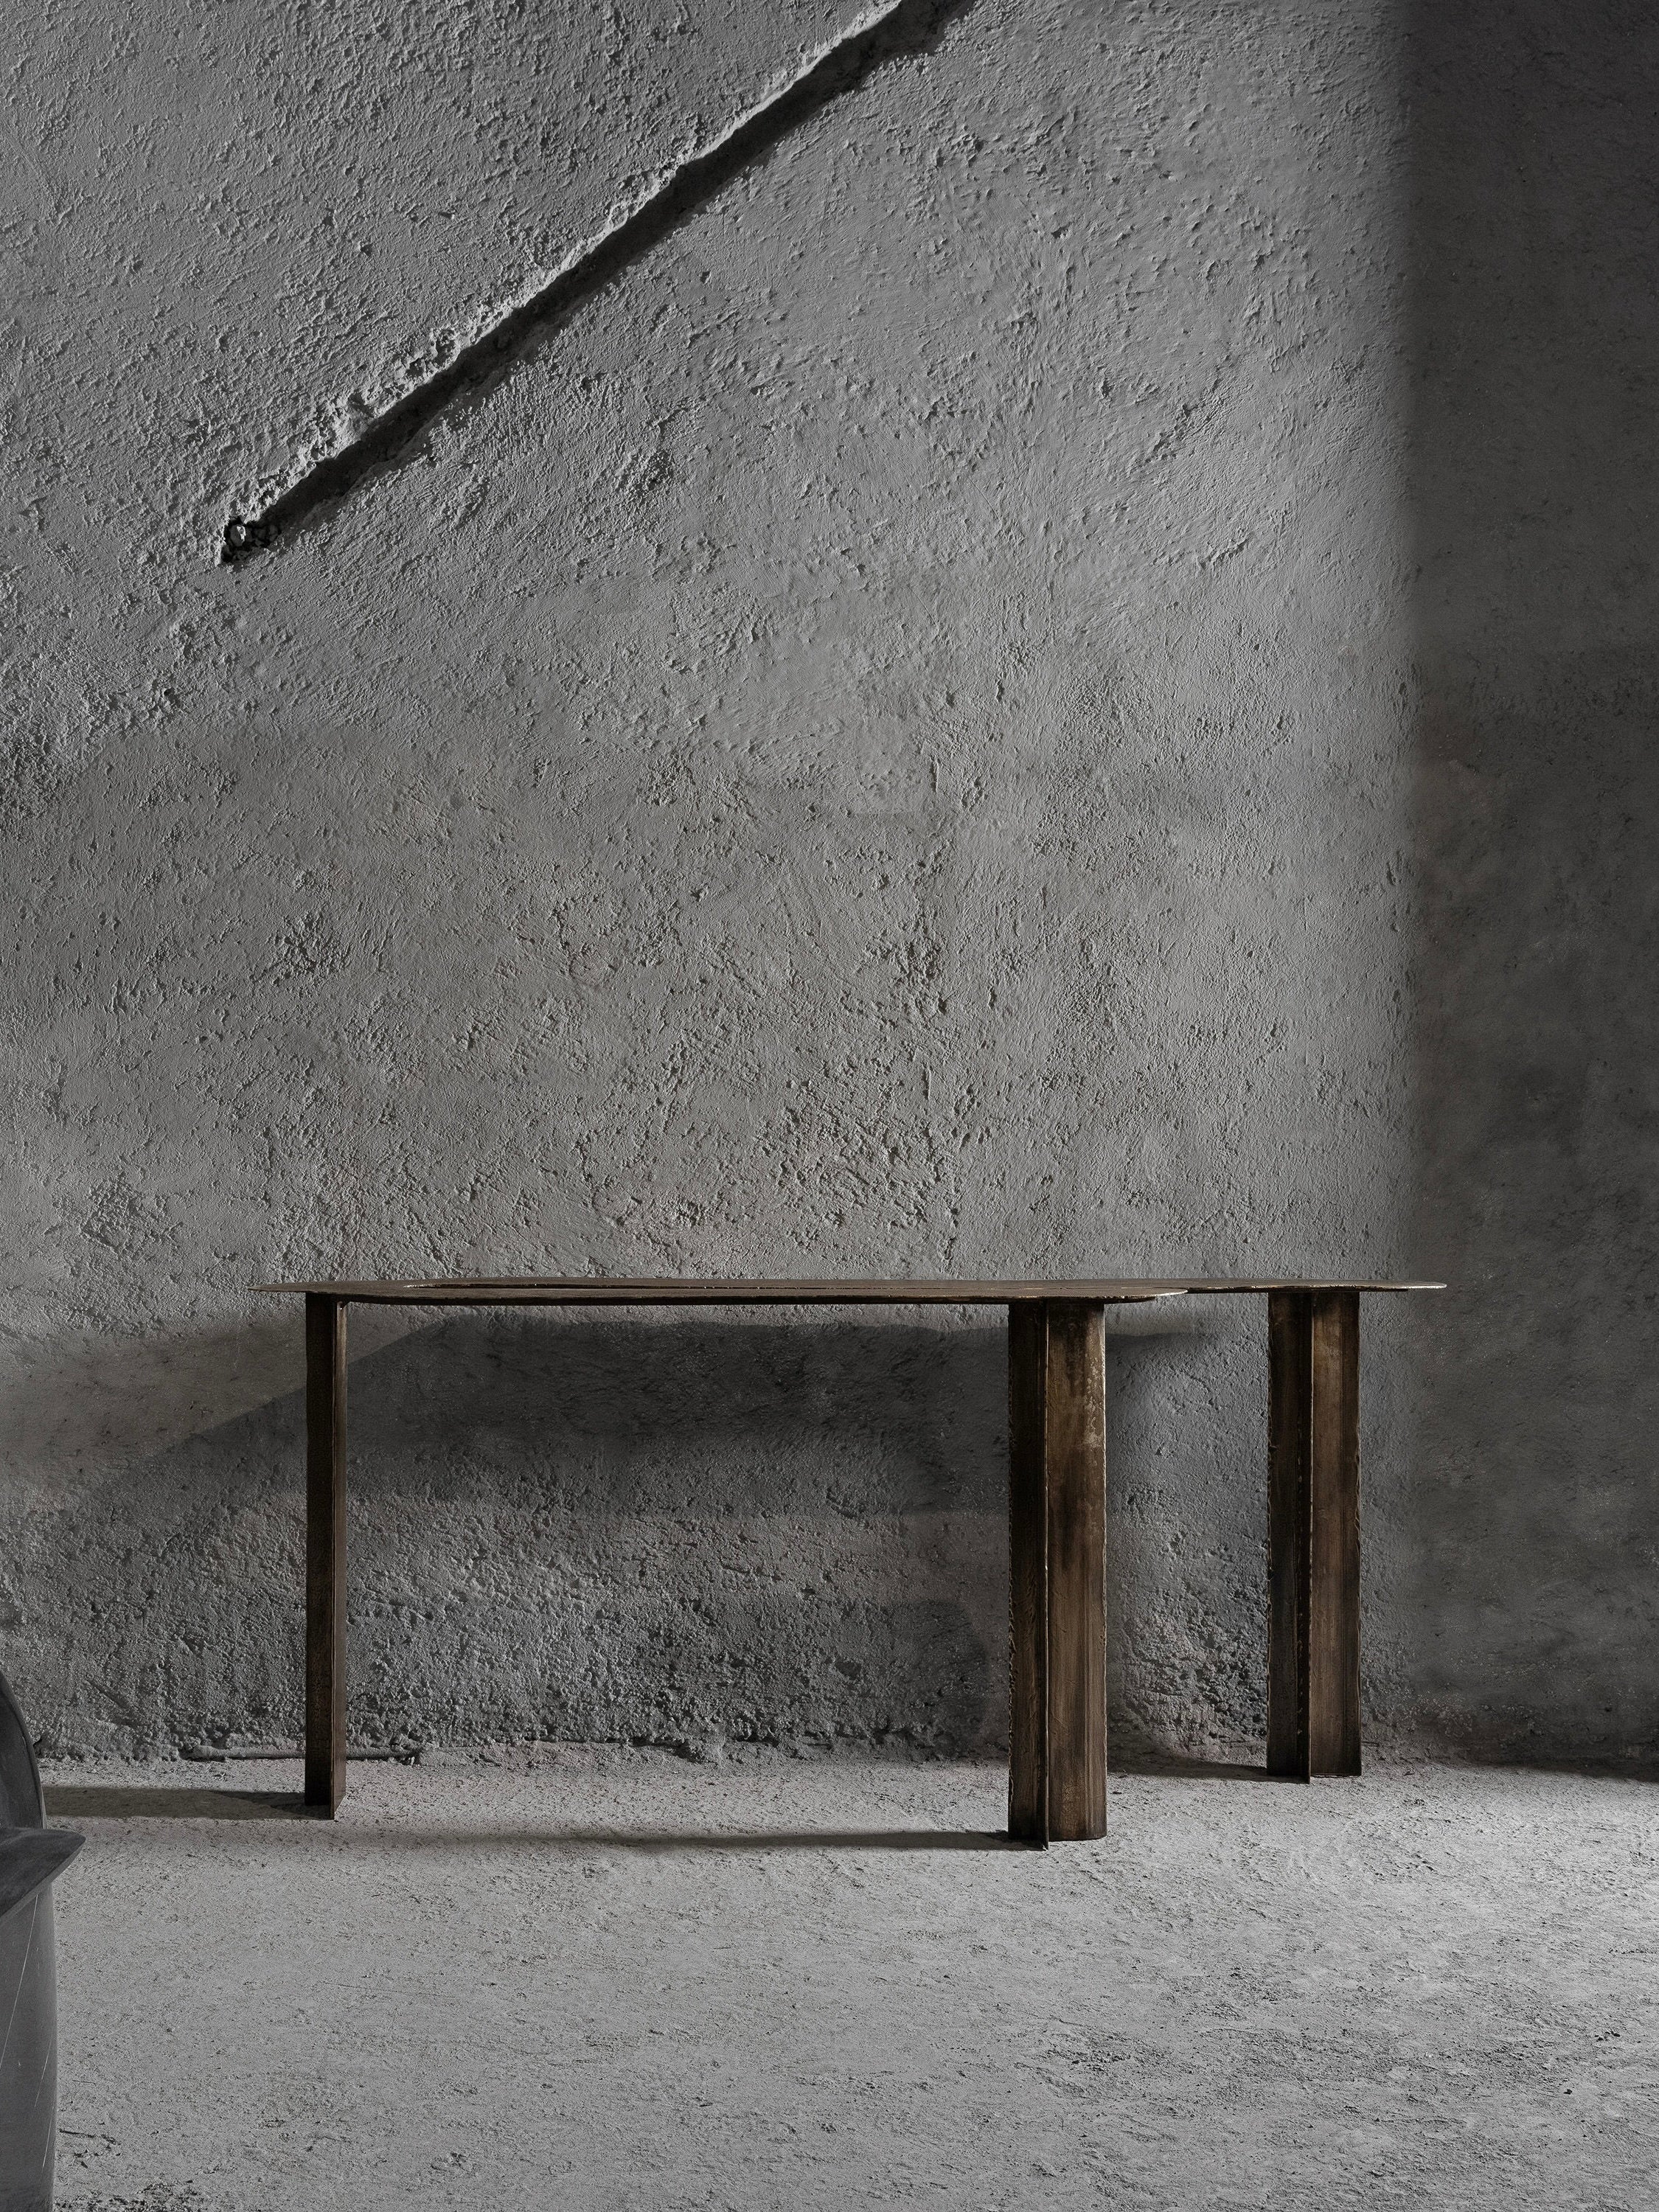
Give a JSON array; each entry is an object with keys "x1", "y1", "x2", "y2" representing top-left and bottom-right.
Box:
[
  {"x1": 305, "y1": 1294, "x2": 348, "y2": 1815},
  {"x1": 1267, "y1": 1288, "x2": 1360, "y2": 1779},
  {"x1": 1008, "y1": 1298, "x2": 1107, "y2": 1843}
]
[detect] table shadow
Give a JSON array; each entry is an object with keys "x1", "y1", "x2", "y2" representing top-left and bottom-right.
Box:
[
  {"x1": 45, "y1": 1784, "x2": 313, "y2": 1822},
  {"x1": 41, "y1": 1787, "x2": 1027, "y2": 1848},
  {"x1": 1111, "y1": 1750, "x2": 1293, "y2": 1784},
  {"x1": 360, "y1": 1826, "x2": 1030, "y2": 1853}
]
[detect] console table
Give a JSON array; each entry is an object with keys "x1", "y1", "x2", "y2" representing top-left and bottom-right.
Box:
[{"x1": 260, "y1": 1277, "x2": 1441, "y2": 1838}]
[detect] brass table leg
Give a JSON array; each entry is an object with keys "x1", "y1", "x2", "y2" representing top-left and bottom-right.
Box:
[
  {"x1": 305, "y1": 1293, "x2": 348, "y2": 1815},
  {"x1": 1009, "y1": 1299, "x2": 1107, "y2": 1843},
  {"x1": 1267, "y1": 1289, "x2": 1361, "y2": 1779}
]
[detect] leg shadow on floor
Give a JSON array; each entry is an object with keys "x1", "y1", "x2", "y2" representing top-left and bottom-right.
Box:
[{"x1": 45, "y1": 1784, "x2": 311, "y2": 1821}]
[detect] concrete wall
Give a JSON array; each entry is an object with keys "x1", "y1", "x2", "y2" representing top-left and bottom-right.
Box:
[
  {"x1": 0, "y1": 0, "x2": 1648, "y2": 1766},
  {"x1": 1405, "y1": 1, "x2": 1659, "y2": 1764}
]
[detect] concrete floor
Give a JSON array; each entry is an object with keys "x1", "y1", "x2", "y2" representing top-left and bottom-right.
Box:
[{"x1": 40, "y1": 1750, "x2": 1659, "y2": 2211}]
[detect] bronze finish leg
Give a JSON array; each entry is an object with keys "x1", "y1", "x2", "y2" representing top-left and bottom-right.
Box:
[
  {"x1": 305, "y1": 1293, "x2": 348, "y2": 1814},
  {"x1": 1267, "y1": 1288, "x2": 1361, "y2": 1779},
  {"x1": 1009, "y1": 1299, "x2": 1107, "y2": 1842}
]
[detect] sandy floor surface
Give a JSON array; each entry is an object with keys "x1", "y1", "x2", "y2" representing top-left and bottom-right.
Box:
[{"x1": 38, "y1": 1748, "x2": 1659, "y2": 2210}]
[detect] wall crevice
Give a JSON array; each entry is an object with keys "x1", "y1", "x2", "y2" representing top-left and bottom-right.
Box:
[{"x1": 219, "y1": 0, "x2": 974, "y2": 566}]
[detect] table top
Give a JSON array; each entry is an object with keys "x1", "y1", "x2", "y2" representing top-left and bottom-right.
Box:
[{"x1": 258, "y1": 1277, "x2": 1444, "y2": 1307}]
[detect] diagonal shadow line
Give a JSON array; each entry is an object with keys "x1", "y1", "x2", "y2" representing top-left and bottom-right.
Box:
[
  {"x1": 339, "y1": 1826, "x2": 1029, "y2": 1852},
  {"x1": 221, "y1": 0, "x2": 976, "y2": 566},
  {"x1": 1110, "y1": 1751, "x2": 1289, "y2": 1784},
  {"x1": 45, "y1": 1786, "x2": 313, "y2": 1821},
  {"x1": 44, "y1": 1788, "x2": 1029, "y2": 1848}
]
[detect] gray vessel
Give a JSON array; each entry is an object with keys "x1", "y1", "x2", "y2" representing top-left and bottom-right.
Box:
[{"x1": 0, "y1": 1670, "x2": 82, "y2": 2212}]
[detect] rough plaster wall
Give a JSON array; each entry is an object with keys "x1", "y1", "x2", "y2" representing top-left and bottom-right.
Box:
[
  {"x1": 2, "y1": 0, "x2": 1441, "y2": 1761},
  {"x1": 1406, "y1": 1, "x2": 1659, "y2": 1764}
]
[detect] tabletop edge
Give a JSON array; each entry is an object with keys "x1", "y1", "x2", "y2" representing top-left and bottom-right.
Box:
[{"x1": 251, "y1": 1278, "x2": 1447, "y2": 1299}]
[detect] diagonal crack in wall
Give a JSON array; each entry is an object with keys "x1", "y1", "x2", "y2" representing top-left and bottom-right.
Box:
[{"x1": 220, "y1": 0, "x2": 975, "y2": 567}]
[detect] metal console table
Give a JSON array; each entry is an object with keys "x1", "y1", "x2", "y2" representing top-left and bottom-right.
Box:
[{"x1": 260, "y1": 1277, "x2": 1440, "y2": 1840}]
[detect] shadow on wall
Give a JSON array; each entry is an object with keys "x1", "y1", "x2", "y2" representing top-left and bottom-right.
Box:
[
  {"x1": 339, "y1": 1313, "x2": 1014, "y2": 1516},
  {"x1": 9, "y1": 1307, "x2": 1247, "y2": 1760},
  {"x1": 1408, "y1": 1, "x2": 1659, "y2": 1764},
  {"x1": 315, "y1": 1310, "x2": 1222, "y2": 1757}
]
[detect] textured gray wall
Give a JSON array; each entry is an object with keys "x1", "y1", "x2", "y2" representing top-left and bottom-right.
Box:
[
  {"x1": 0, "y1": 1, "x2": 1648, "y2": 1764},
  {"x1": 1406, "y1": 1, "x2": 1659, "y2": 1764}
]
